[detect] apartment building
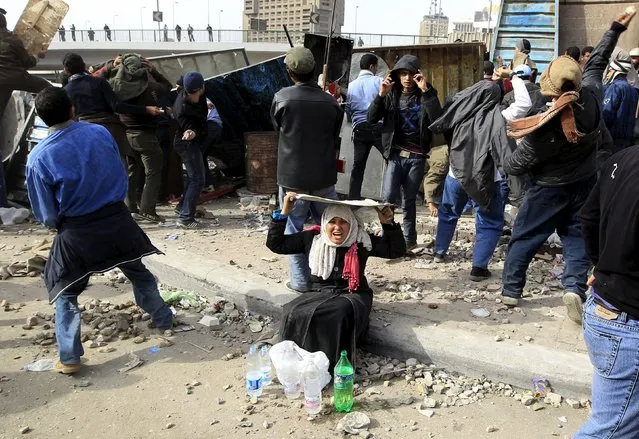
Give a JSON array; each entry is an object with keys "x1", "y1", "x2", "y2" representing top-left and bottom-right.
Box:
[
  {"x1": 419, "y1": 14, "x2": 449, "y2": 43},
  {"x1": 243, "y1": 0, "x2": 345, "y2": 42}
]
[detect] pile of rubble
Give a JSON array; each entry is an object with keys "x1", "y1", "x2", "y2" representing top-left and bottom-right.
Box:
[{"x1": 355, "y1": 350, "x2": 589, "y2": 414}]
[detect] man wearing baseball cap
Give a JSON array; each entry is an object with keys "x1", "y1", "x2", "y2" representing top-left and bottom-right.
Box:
[
  {"x1": 172, "y1": 71, "x2": 208, "y2": 228},
  {"x1": 502, "y1": 64, "x2": 547, "y2": 113},
  {"x1": 270, "y1": 47, "x2": 344, "y2": 292}
]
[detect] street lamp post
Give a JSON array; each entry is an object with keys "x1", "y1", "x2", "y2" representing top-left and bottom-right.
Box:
[
  {"x1": 113, "y1": 14, "x2": 119, "y2": 41},
  {"x1": 173, "y1": 1, "x2": 179, "y2": 28},
  {"x1": 140, "y1": 6, "x2": 147, "y2": 40},
  {"x1": 355, "y1": 5, "x2": 359, "y2": 35},
  {"x1": 218, "y1": 9, "x2": 223, "y2": 42}
]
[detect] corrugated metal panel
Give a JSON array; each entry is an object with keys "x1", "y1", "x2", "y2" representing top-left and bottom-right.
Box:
[
  {"x1": 354, "y1": 42, "x2": 486, "y2": 103},
  {"x1": 491, "y1": 0, "x2": 559, "y2": 76}
]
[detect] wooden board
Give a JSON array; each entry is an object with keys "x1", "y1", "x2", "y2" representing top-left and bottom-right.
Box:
[{"x1": 12, "y1": 0, "x2": 69, "y2": 56}]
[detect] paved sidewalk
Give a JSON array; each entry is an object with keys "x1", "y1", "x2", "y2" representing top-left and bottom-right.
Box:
[{"x1": 144, "y1": 243, "x2": 592, "y2": 398}]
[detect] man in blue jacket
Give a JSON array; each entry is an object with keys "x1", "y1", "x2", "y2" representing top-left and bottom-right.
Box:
[{"x1": 603, "y1": 58, "x2": 638, "y2": 152}]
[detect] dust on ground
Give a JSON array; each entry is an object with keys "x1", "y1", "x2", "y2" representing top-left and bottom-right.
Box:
[{"x1": 0, "y1": 274, "x2": 589, "y2": 439}]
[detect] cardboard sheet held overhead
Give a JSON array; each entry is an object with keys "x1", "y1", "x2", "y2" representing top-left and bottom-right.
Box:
[
  {"x1": 13, "y1": 0, "x2": 69, "y2": 56},
  {"x1": 296, "y1": 194, "x2": 391, "y2": 208}
]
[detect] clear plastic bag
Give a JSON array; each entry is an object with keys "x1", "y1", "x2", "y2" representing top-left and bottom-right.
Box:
[{"x1": 269, "y1": 340, "x2": 331, "y2": 390}]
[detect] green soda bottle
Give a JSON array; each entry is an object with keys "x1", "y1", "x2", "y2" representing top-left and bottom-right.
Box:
[{"x1": 333, "y1": 350, "x2": 354, "y2": 412}]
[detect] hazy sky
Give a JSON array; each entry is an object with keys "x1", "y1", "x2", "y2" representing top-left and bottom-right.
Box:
[{"x1": 9, "y1": 0, "x2": 493, "y2": 34}]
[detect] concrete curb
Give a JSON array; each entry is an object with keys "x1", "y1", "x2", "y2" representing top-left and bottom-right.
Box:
[{"x1": 145, "y1": 250, "x2": 592, "y2": 398}]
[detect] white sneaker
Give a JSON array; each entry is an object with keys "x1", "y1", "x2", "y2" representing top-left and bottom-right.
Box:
[{"x1": 563, "y1": 292, "x2": 584, "y2": 324}]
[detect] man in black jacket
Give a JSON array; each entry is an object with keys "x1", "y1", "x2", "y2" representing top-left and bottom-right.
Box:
[
  {"x1": 271, "y1": 47, "x2": 344, "y2": 292},
  {"x1": 367, "y1": 55, "x2": 442, "y2": 250},
  {"x1": 500, "y1": 13, "x2": 628, "y2": 324},
  {"x1": 173, "y1": 71, "x2": 208, "y2": 228},
  {"x1": 577, "y1": 128, "x2": 639, "y2": 438}
]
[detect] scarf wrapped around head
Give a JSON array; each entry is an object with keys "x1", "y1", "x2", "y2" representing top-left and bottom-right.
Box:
[
  {"x1": 308, "y1": 205, "x2": 372, "y2": 292},
  {"x1": 607, "y1": 58, "x2": 632, "y2": 82},
  {"x1": 603, "y1": 47, "x2": 639, "y2": 86},
  {"x1": 108, "y1": 53, "x2": 149, "y2": 101}
]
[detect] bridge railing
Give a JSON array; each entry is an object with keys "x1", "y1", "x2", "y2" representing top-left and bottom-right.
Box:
[{"x1": 54, "y1": 28, "x2": 429, "y2": 47}]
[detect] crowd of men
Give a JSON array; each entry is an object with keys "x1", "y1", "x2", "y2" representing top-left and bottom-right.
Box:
[
  {"x1": 271, "y1": 9, "x2": 639, "y2": 437},
  {"x1": 2, "y1": 3, "x2": 639, "y2": 436}
]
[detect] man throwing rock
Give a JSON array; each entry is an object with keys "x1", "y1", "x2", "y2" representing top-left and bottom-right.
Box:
[{"x1": 26, "y1": 87, "x2": 174, "y2": 374}]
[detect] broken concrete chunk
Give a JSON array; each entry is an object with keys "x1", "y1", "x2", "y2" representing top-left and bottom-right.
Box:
[
  {"x1": 198, "y1": 315, "x2": 222, "y2": 329},
  {"x1": 336, "y1": 412, "x2": 371, "y2": 434}
]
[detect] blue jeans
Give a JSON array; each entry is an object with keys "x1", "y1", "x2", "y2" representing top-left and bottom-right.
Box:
[
  {"x1": 382, "y1": 150, "x2": 426, "y2": 246},
  {"x1": 574, "y1": 295, "x2": 639, "y2": 438},
  {"x1": 435, "y1": 175, "x2": 504, "y2": 269},
  {"x1": 174, "y1": 138, "x2": 205, "y2": 223},
  {"x1": 278, "y1": 185, "x2": 337, "y2": 291},
  {"x1": 502, "y1": 179, "x2": 594, "y2": 299},
  {"x1": 55, "y1": 260, "x2": 173, "y2": 364}
]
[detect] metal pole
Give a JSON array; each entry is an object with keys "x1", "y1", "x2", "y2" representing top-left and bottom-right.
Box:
[
  {"x1": 321, "y1": 0, "x2": 338, "y2": 90},
  {"x1": 488, "y1": 0, "x2": 493, "y2": 33},
  {"x1": 157, "y1": 0, "x2": 161, "y2": 36},
  {"x1": 355, "y1": 5, "x2": 358, "y2": 34}
]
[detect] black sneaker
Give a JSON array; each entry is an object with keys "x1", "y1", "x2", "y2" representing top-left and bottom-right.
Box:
[{"x1": 469, "y1": 267, "x2": 491, "y2": 282}]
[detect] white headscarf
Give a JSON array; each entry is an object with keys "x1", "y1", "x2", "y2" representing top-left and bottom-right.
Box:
[{"x1": 308, "y1": 205, "x2": 372, "y2": 281}]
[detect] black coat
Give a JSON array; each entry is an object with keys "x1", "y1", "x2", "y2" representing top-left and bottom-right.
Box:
[
  {"x1": 429, "y1": 81, "x2": 512, "y2": 209},
  {"x1": 45, "y1": 202, "x2": 161, "y2": 304},
  {"x1": 367, "y1": 85, "x2": 442, "y2": 158},
  {"x1": 503, "y1": 24, "x2": 622, "y2": 187},
  {"x1": 266, "y1": 218, "x2": 405, "y2": 367},
  {"x1": 271, "y1": 82, "x2": 344, "y2": 191}
]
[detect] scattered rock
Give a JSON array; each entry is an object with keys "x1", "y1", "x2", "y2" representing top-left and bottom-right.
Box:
[
  {"x1": 75, "y1": 380, "x2": 91, "y2": 388},
  {"x1": 198, "y1": 315, "x2": 222, "y2": 329},
  {"x1": 263, "y1": 421, "x2": 272, "y2": 429},
  {"x1": 418, "y1": 409, "x2": 435, "y2": 418},
  {"x1": 558, "y1": 416, "x2": 568, "y2": 424},
  {"x1": 19, "y1": 427, "x2": 31, "y2": 434},
  {"x1": 566, "y1": 399, "x2": 581, "y2": 409},
  {"x1": 545, "y1": 392, "x2": 563, "y2": 407},
  {"x1": 494, "y1": 335, "x2": 504, "y2": 342},
  {"x1": 531, "y1": 403, "x2": 545, "y2": 412},
  {"x1": 405, "y1": 358, "x2": 418, "y2": 367},
  {"x1": 26, "y1": 316, "x2": 38, "y2": 327},
  {"x1": 486, "y1": 425, "x2": 498, "y2": 433},
  {"x1": 336, "y1": 412, "x2": 371, "y2": 434},
  {"x1": 421, "y1": 398, "x2": 438, "y2": 409},
  {"x1": 99, "y1": 346, "x2": 116, "y2": 353},
  {"x1": 166, "y1": 423, "x2": 175, "y2": 429},
  {"x1": 133, "y1": 335, "x2": 147, "y2": 344}
]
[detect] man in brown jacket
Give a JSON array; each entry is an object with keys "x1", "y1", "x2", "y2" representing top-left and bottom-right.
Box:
[{"x1": 0, "y1": 9, "x2": 50, "y2": 120}]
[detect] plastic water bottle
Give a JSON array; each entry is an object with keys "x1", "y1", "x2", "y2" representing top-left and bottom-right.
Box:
[
  {"x1": 279, "y1": 344, "x2": 302, "y2": 399},
  {"x1": 302, "y1": 359, "x2": 322, "y2": 415},
  {"x1": 259, "y1": 345, "x2": 273, "y2": 386},
  {"x1": 334, "y1": 350, "x2": 354, "y2": 412},
  {"x1": 245, "y1": 345, "x2": 263, "y2": 397}
]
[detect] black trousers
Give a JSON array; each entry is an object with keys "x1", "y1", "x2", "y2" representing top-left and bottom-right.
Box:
[{"x1": 349, "y1": 122, "x2": 383, "y2": 199}]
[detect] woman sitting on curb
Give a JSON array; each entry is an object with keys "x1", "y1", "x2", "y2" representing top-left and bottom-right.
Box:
[{"x1": 266, "y1": 193, "x2": 406, "y2": 367}]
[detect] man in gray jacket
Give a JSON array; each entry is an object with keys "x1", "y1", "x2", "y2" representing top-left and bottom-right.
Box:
[{"x1": 271, "y1": 47, "x2": 344, "y2": 292}]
